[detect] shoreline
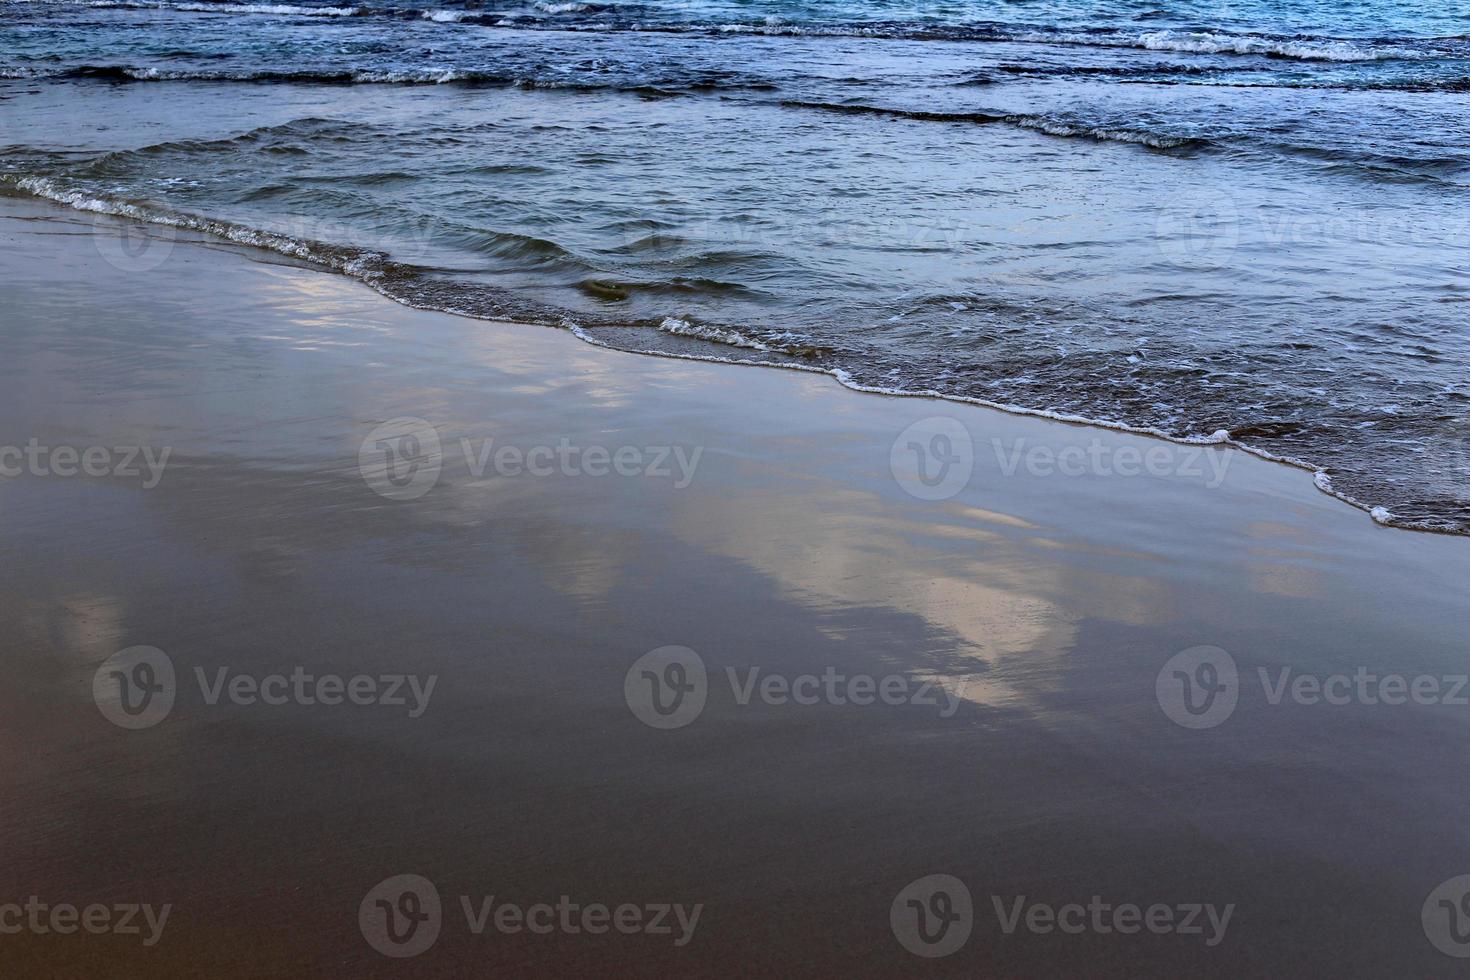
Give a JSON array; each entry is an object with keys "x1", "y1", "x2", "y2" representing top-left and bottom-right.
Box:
[
  {"x1": 0, "y1": 185, "x2": 1440, "y2": 537},
  {"x1": 6, "y1": 195, "x2": 1470, "y2": 976}
]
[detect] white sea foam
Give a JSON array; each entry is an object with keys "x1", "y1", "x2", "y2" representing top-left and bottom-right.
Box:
[
  {"x1": 658, "y1": 317, "x2": 770, "y2": 351},
  {"x1": 86, "y1": 0, "x2": 361, "y2": 15},
  {"x1": 431, "y1": 16, "x2": 1442, "y2": 64},
  {"x1": 421, "y1": 8, "x2": 469, "y2": 22},
  {"x1": 1009, "y1": 116, "x2": 1196, "y2": 150},
  {"x1": 353, "y1": 67, "x2": 465, "y2": 83},
  {"x1": 1020, "y1": 28, "x2": 1434, "y2": 62},
  {"x1": 1137, "y1": 30, "x2": 1421, "y2": 62},
  {"x1": 12, "y1": 175, "x2": 368, "y2": 271},
  {"x1": 713, "y1": 22, "x2": 874, "y2": 37}
]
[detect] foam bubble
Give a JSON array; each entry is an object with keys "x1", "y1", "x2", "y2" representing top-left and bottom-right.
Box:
[{"x1": 658, "y1": 316, "x2": 770, "y2": 351}]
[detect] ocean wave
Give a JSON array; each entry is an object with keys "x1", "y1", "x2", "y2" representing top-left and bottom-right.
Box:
[
  {"x1": 19, "y1": 63, "x2": 711, "y2": 90},
  {"x1": 1128, "y1": 29, "x2": 1434, "y2": 62},
  {"x1": 657, "y1": 317, "x2": 771, "y2": 351},
  {"x1": 8, "y1": 174, "x2": 1462, "y2": 535},
  {"x1": 85, "y1": 0, "x2": 362, "y2": 14},
  {"x1": 49, "y1": 0, "x2": 1465, "y2": 65},
  {"x1": 0, "y1": 173, "x2": 788, "y2": 349},
  {"x1": 781, "y1": 97, "x2": 1464, "y2": 176},
  {"x1": 1371, "y1": 76, "x2": 1470, "y2": 93},
  {"x1": 45, "y1": 63, "x2": 496, "y2": 83},
  {"x1": 6, "y1": 61, "x2": 783, "y2": 93},
  {"x1": 778, "y1": 100, "x2": 1007, "y2": 124},
  {"x1": 779, "y1": 101, "x2": 1209, "y2": 151},
  {"x1": 439, "y1": 17, "x2": 1464, "y2": 63},
  {"x1": 9, "y1": 174, "x2": 378, "y2": 268},
  {"x1": 975, "y1": 62, "x2": 1470, "y2": 94},
  {"x1": 1008, "y1": 116, "x2": 1205, "y2": 150}
]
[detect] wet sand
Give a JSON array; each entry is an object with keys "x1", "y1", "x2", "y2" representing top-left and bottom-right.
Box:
[{"x1": 2, "y1": 197, "x2": 1469, "y2": 977}]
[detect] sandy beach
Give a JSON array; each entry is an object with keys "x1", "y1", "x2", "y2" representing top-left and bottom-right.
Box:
[{"x1": 3, "y1": 198, "x2": 1470, "y2": 976}]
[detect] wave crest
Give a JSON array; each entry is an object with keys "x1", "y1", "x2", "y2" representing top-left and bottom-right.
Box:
[
  {"x1": 86, "y1": 0, "x2": 362, "y2": 15},
  {"x1": 780, "y1": 101, "x2": 1209, "y2": 151}
]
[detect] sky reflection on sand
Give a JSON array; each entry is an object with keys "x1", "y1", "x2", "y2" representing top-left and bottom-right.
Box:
[{"x1": 4, "y1": 204, "x2": 1470, "y2": 973}]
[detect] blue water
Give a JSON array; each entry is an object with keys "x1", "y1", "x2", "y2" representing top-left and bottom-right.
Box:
[{"x1": 3, "y1": 0, "x2": 1469, "y2": 531}]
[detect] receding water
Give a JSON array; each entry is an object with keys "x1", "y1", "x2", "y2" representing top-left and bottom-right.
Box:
[{"x1": 3, "y1": 0, "x2": 1468, "y2": 530}]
